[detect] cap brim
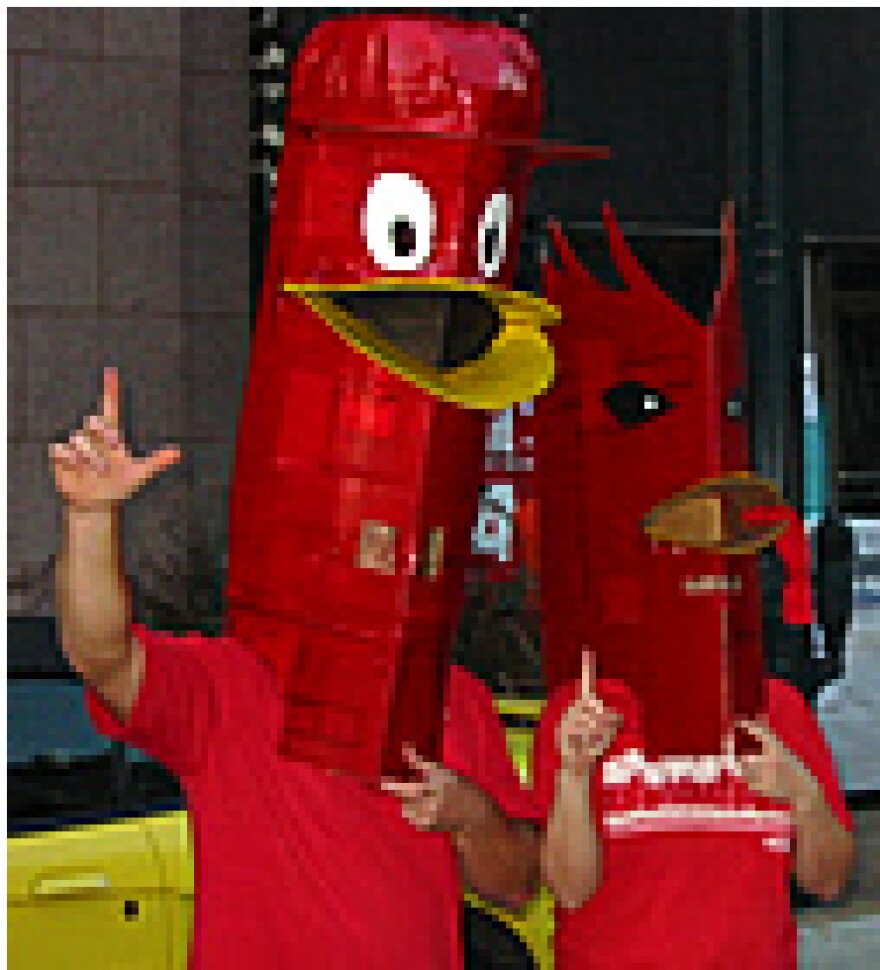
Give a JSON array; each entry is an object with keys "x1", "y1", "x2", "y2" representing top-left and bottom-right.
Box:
[
  {"x1": 525, "y1": 142, "x2": 612, "y2": 165},
  {"x1": 289, "y1": 119, "x2": 610, "y2": 164}
]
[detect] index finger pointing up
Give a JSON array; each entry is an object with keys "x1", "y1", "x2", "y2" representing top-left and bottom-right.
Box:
[
  {"x1": 101, "y1": 367, "x2": 121, "y2": 430},
  {"x1": 579, "y1": 648, "x2": 596, "y2": 701}
]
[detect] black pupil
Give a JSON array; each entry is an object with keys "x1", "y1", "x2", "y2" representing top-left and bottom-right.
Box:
[
  {"x1": 392, "y1": 218, "x2": 417, "y2": 257},
  {"x1": 484, "y1": 222, "x2": 500, "y2": 265},
  {"x1": 602, "y1": 381, "x2": 672, "y2": 427}
]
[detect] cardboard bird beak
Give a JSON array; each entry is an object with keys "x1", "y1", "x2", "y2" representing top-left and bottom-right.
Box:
[
  {"x1": 642, "y1": 472, "x2": 789, "y2": 555},
  {"x1": 283, "y1": 277, "x2": 559, "y2": 410}
]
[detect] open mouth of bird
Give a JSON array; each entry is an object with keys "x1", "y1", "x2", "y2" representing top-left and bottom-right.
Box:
[
  {"x1": 642, "y1": 472, "x2": 789, "y2": 554},
  {"x1": 282, "y1": 277, "x2": 560, "y2": 410}
]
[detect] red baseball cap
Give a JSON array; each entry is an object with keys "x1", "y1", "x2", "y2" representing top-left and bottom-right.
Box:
[{"x1": 287, "y1": 13, "x2": 609, "y2": 165}]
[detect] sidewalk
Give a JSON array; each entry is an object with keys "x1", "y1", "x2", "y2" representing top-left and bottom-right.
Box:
[
  {"x1": 799, "y1": 909, "x2": 880, "y2": 968},
  {"x1": 797, "y1": 808, "x2": 880, "y2": 968}
]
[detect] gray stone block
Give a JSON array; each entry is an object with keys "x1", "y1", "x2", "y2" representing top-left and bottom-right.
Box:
[
  {"x1": 8, "y1": 8, "x2": 101, "y2": 55},
  {"x1": 186, "y1": 313, "x2": 251, "y2": 441},
  {"x1": 101, "y1": 190, "x2": 182, "y2": 314},
  {"x1": 10, "y1": 185, "x2": 99, "y2": 308},
  {"x1": 18, "y1": 56, "x2": 102, "y2": 182},
  {"x1": 8, "y1": 310, "x2": 29, "y2": 440},
  {"x1": 8, "y1": 442, "x2": 60, "y2": 617},
  {"x1": 181, "y1": 9, "x2": 248, "y2": 72},
  {"x1": 183, "y1": 71, "x2": 249, "y2": 194},
  {"x1": 103, "y1": 8, "x2": 182, "y2": 61},
  {"x1": 182, "y1": 196, "x2": 249, "y2": 315},
  {"x1": 95, "y1": 315, "x2": 185, "y2": 449},
  {"x1": 190, "y1": 441, "x2": 235, "y2": 551},
  {"x1": 8, "y1": 181, "x2": 20, "y2": 300},
  {"x1": 98, "y1": 61, "x2": 182, "y2": 185},
  {"x1": 24, "y1": 312, "x2": 102, "y2": 440},
  {"x1": 9, "y1": 54, "x2": 19, "y2": 179}
]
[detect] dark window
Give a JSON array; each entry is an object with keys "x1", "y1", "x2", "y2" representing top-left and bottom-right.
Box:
[
  {"x1": 8, "y1": 619, "x2": 183, "y2": 834},
  {"x1": 815, "y1": 247, "x2": 880, "y2": 517},
  {"x1": 832, "y1": 304, "x2": 880, "y2": 516}
]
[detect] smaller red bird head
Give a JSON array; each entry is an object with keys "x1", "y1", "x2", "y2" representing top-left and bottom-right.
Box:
[
  {"x1": 543, "y1": 203, "x2": 787, "y2": 565},
  {"x1": 539, "y1": 205, "x2": 802, "y2": 754}
]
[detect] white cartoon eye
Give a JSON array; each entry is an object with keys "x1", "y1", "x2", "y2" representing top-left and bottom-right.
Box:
[
  {"x1": 363, "y1": 173, "x2": 435, "y2": 272},
  {"x1": 478, "y1": 191, "x2": 511, "y2": 278}
]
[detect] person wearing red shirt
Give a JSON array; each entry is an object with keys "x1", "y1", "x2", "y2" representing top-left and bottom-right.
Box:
[
  {"x1": 51, "y1": 369, "x2": 539, "y2": 970},
  {"x1": 536, "y1": 651, "x2": 854, "y2": 970}
]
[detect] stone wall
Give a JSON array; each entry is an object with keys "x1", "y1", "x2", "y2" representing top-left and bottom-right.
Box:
[{"x1": 8, "y1": 8, "x2": 250, "y2": 631}]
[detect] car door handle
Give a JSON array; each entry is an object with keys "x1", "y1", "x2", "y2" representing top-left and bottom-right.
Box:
[{"x1": 32, "y1": 873, "x2": 112, "y2": 898}]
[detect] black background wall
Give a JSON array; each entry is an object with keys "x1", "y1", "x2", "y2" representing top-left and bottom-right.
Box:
[{"x1": 265, "y1": 8, "x2": 880, "y2": 231}]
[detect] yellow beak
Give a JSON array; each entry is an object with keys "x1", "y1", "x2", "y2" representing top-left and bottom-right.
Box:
[{"x1": 282, "y1": 277, "x2": 560, "y2": 410}]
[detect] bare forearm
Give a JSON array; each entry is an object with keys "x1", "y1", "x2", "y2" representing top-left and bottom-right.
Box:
[
  {"x1": 792, "y1": 785, "x2": 854, "y2": 900},
  {"x1": 57, "y1": 506, "x2": 132, "y2": 683},
  {"x1": 50, "y1": 370, "x2": 173, "y2": 720},
  {"x1": 542, "y1": 768, "x2": 601, "y2": 909},
  {"x1": 453, "y1": 792, "x2": 540, "y2": 909}
]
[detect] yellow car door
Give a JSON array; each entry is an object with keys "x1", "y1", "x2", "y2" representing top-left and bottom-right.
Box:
[
  {"x1": 139, "y1": 810, "x2": 196, "y2": 970},
  {"x1": 9, "y1": 815, "x2": 173, "y2": 969},
  {"x1": 8, "y1": 669, "x2": 184, "y2": 970}
]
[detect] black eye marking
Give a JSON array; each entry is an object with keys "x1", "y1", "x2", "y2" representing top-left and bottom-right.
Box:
[
  {"x1": 603, "y1": 381, "x2": 674, "y2": 427},
  {"x1": 725, "y1": 388, "x2": 747, "y2": 420},
  {"x1": 391, "y1": 218, "x2": 417, "y2": 257},
  {"x1": 482, "y1": 222, "x2": 500, "y2": 266}
]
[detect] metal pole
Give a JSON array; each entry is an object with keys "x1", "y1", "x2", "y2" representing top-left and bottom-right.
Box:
[
  {"x1": 759, "y1": 8, "x2": 804, "y2": 511},
  {"x1": 730, "y1": 9, "x2": 811, "y2": 691}
]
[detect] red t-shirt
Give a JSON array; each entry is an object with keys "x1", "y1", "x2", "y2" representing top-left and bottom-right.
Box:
[
  {"x1": 530, "y1": 676, "x2": 852, "y2": 970},
  {"x1": 88, "y1": 626, "x2": 528, "y2": 970}
]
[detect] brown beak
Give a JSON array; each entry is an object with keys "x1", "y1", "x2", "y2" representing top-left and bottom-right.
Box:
[{"x1": 642, "y1": 472, "x2": 790, "y2": 555}]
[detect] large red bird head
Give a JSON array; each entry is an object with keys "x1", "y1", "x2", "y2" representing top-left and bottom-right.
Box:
[
  {"x1": 226, "y1": 15, "x2": 607, "y2": 774},
  {"x1": 539, "y1": 205, "x2": 809, "y2": 755},
  {"x1": 262, "y1": 13, "x2": 607, "y2": 410}
]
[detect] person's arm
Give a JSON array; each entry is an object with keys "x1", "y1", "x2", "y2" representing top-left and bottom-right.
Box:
[
  {"x1": 51, "y1": 368, "x2": 180, "y2": 721},
  {"x1": 542, "y1": 766, "x2": 601, "y2": 909},
  {"x1": 58, "y1": 505, "x2": 141, "y2": 721},
  {"x1": 381, "y1": 747, "x2": 541, "y2": 908},
  {"x1": 541, "y1": 652, "x2": 620, "y2": 910},
  {"x1": 790, "y1": 777, "x2": 854, "y2": 900},
  {"x1": 736, "y1": 720, "x2": 854, "y2": 900}
]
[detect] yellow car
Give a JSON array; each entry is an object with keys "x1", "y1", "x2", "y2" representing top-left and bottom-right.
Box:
[
  {"x1": 8, "y1": 622, "x2": 194, "y2": 970},
  {"x1": 8, "y1": 621, "x2": 550, "y2": 969}
]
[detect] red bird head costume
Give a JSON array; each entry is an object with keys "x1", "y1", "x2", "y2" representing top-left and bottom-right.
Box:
[
  {"x1": 227, "y1": 14, "x2": 606, "y2": 778},
  {"x1": 537, "y1": 204, "x2": 813, "y2": 757}
]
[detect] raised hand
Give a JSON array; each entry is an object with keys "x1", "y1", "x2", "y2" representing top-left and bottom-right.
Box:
[
  {"x1": 734, "y1": 720, "x2": 820, "y2": 810},
  {"x1": 557, "y1": 650, "x2": 622, "y2": 777},
  {"x1": 380, "y1": 746, "x2": 486, "y2": 833},
  {"x1": 49, "y1": 368, "x2": 181, "y2": 511}
]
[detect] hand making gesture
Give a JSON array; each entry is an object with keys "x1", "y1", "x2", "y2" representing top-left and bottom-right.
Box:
[
  {"x1": 733, "y1": 719, "x2": 821, "y2": 810},
  {"x1": 49, "y1": 368, "x2": 181, "y2": 509},
  {"x1": 380, "y1": 746, "x2": 487, "y2": 833},
  {"x1": 557, "y1": 651, "x2": 622, "y2": 777}
]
